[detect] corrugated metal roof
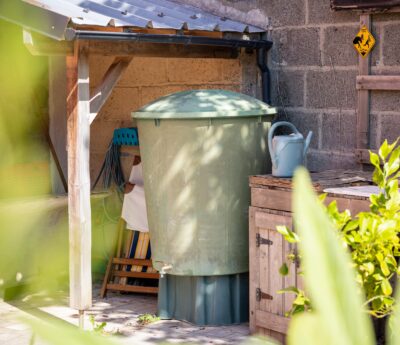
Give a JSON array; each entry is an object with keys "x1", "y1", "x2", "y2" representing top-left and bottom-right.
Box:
[{"x1": 20, "y1": 0, "x2": 265, "y2": 36}]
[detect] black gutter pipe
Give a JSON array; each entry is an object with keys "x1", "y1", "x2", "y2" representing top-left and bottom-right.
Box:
[
  {"x1": 257, "y1": 46, "x2": 272, "y2": 104},
  {"x1": 66, "y1": 28, "x2": 273, "y2": 104},
  {"x1": 65, "y1": 29, "x2": 273, "y2": 50}
]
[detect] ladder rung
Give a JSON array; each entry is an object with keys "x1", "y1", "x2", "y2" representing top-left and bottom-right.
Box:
[
  {"x1": 106, "y1": 283, "x2": 158, "y2": 294},
  {"x1": 113, "y1": 270, "x2": 159, "y2": 279},
  {"x1": 112, "y1": 258, "x2": 153, "y2": 267}
]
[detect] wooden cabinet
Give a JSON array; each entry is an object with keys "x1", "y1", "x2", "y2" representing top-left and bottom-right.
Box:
[{"x1": 249, "y1": 170, "x2": 372, "y2": 342}]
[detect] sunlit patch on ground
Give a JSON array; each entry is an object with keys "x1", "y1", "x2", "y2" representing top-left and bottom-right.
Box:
[{"x1": 1, "y1": 284, "x2": 249, "y2": 345}]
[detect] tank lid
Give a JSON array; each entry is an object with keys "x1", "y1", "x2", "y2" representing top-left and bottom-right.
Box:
[{"x1": 132, "y1": 89, "x2": 277, "y2": 119}]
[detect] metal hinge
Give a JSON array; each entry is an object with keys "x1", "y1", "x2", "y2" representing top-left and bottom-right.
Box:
[
  {"x1": 256, "y1": 288, "x2": 273, "y2": 302},
  {"x1": 256, "y1": 233, "x2": 273, "y2": 247}
]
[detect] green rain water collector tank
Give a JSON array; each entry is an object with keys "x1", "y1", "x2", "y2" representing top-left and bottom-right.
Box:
[{"x1": 132, "y1": 90, "x2": 276, "y2": 276}]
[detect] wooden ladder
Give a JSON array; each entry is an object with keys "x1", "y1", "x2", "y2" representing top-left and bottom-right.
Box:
[{"x1": 100, "y1": 219, "x2": 159, "y2": 298}]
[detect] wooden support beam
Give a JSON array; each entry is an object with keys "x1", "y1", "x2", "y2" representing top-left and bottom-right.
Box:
[
  {"x1": 356, "y1": 75, "x2": 400, "y2": 90},
  {"x1": 89, "y1": 57, "x2": 132, "y2": 123},
  {"x1": 23, "y1": 30, "x2": 73, "y2": 56},
  {"x1": 356, "y1": 14, "x2": 371, "y2": 151},
  {"x1": 66, "y1": 41, "x2": 92, "y2": 311}
]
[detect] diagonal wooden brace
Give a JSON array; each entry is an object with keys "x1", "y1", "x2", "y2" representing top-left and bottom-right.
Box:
[{"x1": 89, "y1": 56, "x2": 132, "y2": 124}]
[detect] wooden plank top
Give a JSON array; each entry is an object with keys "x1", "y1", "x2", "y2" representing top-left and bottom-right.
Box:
[{"x1": 250, "y1": 170, "x2": 373, "y2": 192}]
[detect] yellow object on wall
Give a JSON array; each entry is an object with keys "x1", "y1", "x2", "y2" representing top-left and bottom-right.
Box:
[{"x1": 353, "y1": 25, "x2": 375, "y2": 58}]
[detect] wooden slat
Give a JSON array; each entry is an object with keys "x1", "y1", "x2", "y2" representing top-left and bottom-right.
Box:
[
  {"x1": 252, "y1": 185, "x2": 370, "y2": 215},
  {"x1": 314, "y1": 177, "x2": 371, "y2": 189},
  {"x1": 100, "y1": 257, "x2": 113, "y2": 299},
  {"x1": 284, "y1": 240, "x2": 296, "y2": 315},
  {"x1": 249, "y1": 207, "x2": 258, "y2": 334},
  {"x1": 101, "y1": 219, "x2": 126, "y2": 298},
  {"x1": 250, "y1": 175, "x2": 298, "y2": 189},
  {"x1": 120, "y1": 230, "x2": 134, "y2": 285},
  {"x1": 255, "y1": 309, "x2": 290, "y2": 335},
  {"x1": 356, "y1": 75, "x2": 400, "y2": 91},
  {"x1": 252, "y1": 188, "x2": 292, "y2": 212},
  {"x1": 325, "y1": 195, "x2": 370, "y2": 214},
  {"x1": 268, "y1": 230, "x2": 285, "y2": 343},
  {"x1": 89, "y1": 57, "x2": 132, "y2": 123},
  {"x1": 106, "y1": 284, "x2": 158, "y2": 294},
  {"x1": 250, "y1": 170, "x2": 371, "y2": 190},
  {"x1": 66, "y1": 41, "x2": 92, "y2": 311},
  {"x1": 356, "y1": 14, "x2": 371, "y2": 150},
  {"x1": 112, "y1": 270, "x2": 160, "y2": 279},
  {"x1": 112, "y1": 258, "x2": 153, "y2": 267},
  {"x1": 258, "y1": 227, "x2": 271, "y2": 338},
  {"x1": 255, "y1": 211, "x2": 292, "y2": 229}
]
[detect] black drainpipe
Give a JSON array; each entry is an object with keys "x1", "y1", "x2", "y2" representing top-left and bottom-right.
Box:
[
  {"x1": 66, "y1": 29, "x2": 273, "y2": 104},
  {"x1": 257, "y1": 47, "x2": 272, "y2": 104}
]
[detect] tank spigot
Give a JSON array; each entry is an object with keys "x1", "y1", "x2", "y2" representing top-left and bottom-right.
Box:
[{"x1": 159, "y1": 264, "x2": 172, "y2": 278}]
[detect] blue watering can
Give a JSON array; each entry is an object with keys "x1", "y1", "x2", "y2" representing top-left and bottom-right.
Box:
[{"x1": 268, "y1": 121, "x2": 313, "y2": 177}]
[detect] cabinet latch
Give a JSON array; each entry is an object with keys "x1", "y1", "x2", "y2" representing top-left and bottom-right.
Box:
[
  {"x1": 256, "y1": 288, "x2": 273, "y2": 302},
  {"x1": 256, "y1": 233, "x2": 273, "y2": 247}
]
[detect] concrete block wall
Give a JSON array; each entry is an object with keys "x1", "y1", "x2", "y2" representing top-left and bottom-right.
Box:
[
  {"x1": 176, "y1": 0, "x2": 400, "y2": 171},
  {"x1": 89, "y1": 53, "x2": 257, "y2": 182}
]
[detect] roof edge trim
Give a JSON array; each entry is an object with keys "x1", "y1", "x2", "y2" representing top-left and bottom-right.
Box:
[{"x1": 65, "y1": 28, "x2": 272, "y2": 49}]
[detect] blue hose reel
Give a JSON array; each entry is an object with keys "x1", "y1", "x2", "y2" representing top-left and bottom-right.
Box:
[{"x1": 112, "y1": 127, "x2": 139, "y2": 146}]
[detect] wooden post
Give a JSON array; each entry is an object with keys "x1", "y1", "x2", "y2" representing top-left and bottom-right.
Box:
[
  {"x1": 66, "y1": 41, "x2": 92, "y2": 312},
  {"x1": 356, "y1": 14, "x2": 371, "y2": 150}
]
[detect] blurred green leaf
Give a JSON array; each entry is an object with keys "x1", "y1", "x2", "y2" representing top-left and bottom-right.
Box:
[
  {"x1": 288, "y1": 312, "x2": 327, "y2": 345},
  {"x1": 370, "y1": 151, "x2": 381, "y2": 170},
  {"x1": 279, "y1": 263, "x2": 289, "y2": 276},
  {"x1": 278, "y1": 286, "x2": 300, "y2": 294},
  {"x1": 379, "y1": 140, "x2": 390, "y2": 160},
  {"x1": 382, "y1": 279, "x2": 393, "y2": 296},
  {"x1": 276, "y1": 225, "x2": 299, "y2": 243},
  {"x1": 23, "y1": 317, "x2": 118, "y2": 345}
]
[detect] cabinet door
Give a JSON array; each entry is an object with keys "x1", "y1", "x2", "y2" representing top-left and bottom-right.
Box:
[{"x1": 249, "y1": 207, "x2": 297, "y2": 343}]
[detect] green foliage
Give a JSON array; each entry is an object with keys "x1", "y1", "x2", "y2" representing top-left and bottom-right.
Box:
[
  {"x1": 137, "y1": 314, "x2": 160, "y2": 325},
  {"x1": 278, "y1": 287, "x2": 311, "y2": 316},
  {"x1": 88, "y1": 315, "x2": 107, "y2": 334},
  {"x1": 279, "y1": 139, "x2": 400, "y2": 319},
  {"x1": 276, "y1": 225, "x2": 299, "y2": 243},
  {"x1": 287, "y1": 168, "x2": 374, "y2": 345}
]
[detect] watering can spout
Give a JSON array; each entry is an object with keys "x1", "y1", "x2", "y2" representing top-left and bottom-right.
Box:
[{"x1": 304, "y1": 131, "x2": 313, "y2": 157}]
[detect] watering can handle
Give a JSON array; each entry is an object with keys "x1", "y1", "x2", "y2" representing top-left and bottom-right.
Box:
[{"x1": 268, "y1": 121, "x2": 300, "y2": 166}]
